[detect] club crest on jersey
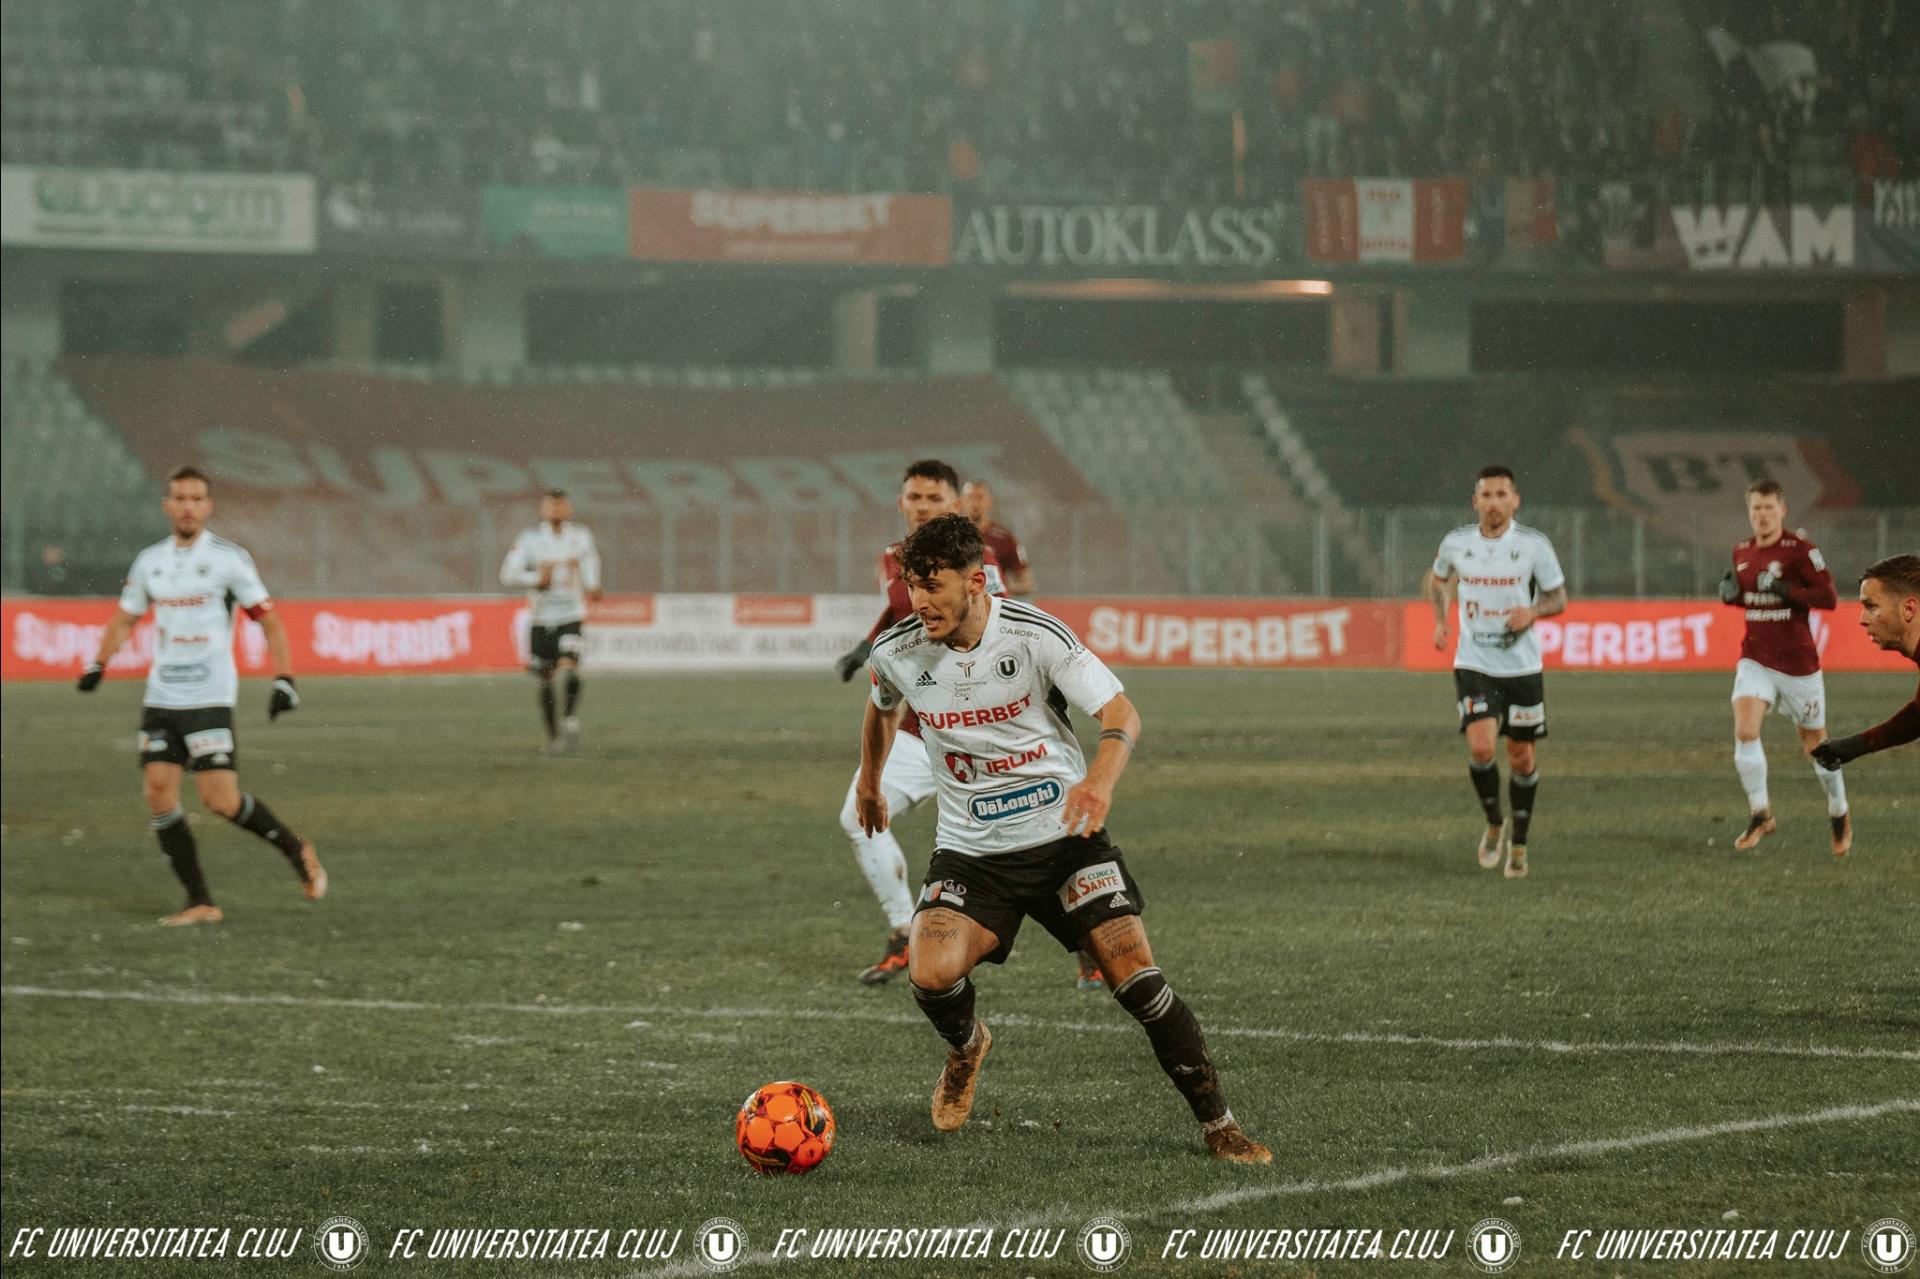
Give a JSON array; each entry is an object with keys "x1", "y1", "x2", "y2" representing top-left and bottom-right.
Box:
[
  {"x1": 945, "y1": 752, "x2": 977, "y2": 783},
  {"x1": 1060, "y1": 860, "x2": 1126, "y2": 912},
  {"x1": 970, "y1": 779, "x2": 1063, "y2": 823},
  {"x1": 994, "y1": 653, "x2": 1021, "y2": 681}
]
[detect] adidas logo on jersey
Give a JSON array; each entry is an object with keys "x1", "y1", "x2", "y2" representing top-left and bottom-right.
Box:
[{"x1": 915, "y1": 671, "x2": 937, "y2": 687}]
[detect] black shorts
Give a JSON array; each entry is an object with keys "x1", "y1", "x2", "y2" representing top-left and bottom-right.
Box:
[
  {"x1": 1454, "y1": 669, "x2": 1548, "y2": 741},
  {"x1": 530, "y1": 621, "x2": 584, "y2": 668},
  {"x1": 138, "y1": 706, "x2": 238, "y2": 772},
  {"x1": 914, "y1": 831, "x2": 1145, "y2": 965}
]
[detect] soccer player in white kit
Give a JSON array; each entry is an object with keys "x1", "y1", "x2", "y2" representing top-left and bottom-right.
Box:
[
  {"x1": 77, "y1": 467, "x2": 325, "y2": 925},
  {"x1": 501, "y1": 489, "x2": 602, "y2": 754},
  {"x1": 857, "y1": 514, "x2": 1270, "y2": 1163},
  {"x1": 1427, "y1": 466, "x2": 1569, "y2": 880}
]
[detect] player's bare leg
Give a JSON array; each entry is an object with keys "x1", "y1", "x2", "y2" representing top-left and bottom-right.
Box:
[
  {"x1": 1732, "y1": 697, "x2": 1775, "y2": 850},
  {"x1": 1075, "y1": 948, "x2": 1105, "y2": 991},
  {"x1": 1465, "y1": 720, "x2": 1504, "y2": 869},
  {"x1": 1083, "y1": 916, "x2": 1271, "y2": 1164},
  {"x1": 144, "y1": 762, "x2": 221, "y2": 923},
  {"x1": 1798, "y1": 725, "x2": 1851, "y2": 856},
  {"x1": 195, "y1": 769, "x2": 326, "y2": 901},
  {"x1": 908, "y1": 908, "x2": 999, "y2": 1131},
  {"x1": 1502, "y1": 738, "x2": 1537, "y2": 879}
]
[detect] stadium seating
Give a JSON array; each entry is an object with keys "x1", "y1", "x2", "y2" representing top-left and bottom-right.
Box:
[
  {"x1": 8, "y1": 0, "x2": 1903, "y2": 199},
  {"x1": 0, "y1": 356, "x2": 162, "y2": 588}
]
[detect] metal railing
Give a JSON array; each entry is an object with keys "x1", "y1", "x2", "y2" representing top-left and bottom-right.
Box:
[{"x1": 10, "y1": 499, "x2": 1913, "y2": 602}]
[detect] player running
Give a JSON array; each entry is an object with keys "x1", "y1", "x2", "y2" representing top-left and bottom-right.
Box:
[
  {"x1": 77, "y1": 467, "x2": 325, "y2": 925},
  {"x1": 1427, "y1": 466, "x2": 1568, "y2": 880},
  {"x1": 1811, "y1": 554, "x2": 1920, "y2": 773},
  {"x1": 962, "y1": 480, "x2": 1034, "y2": 596},
  {"x1": 833, "y1": 461, "x2": 1004, "y2": 985},
  {"x1": 1715, "y1": 480, "x2": 1847, "y2": 855},
  {"x1": 501, "y1": 489, "x2": 602, "y2": 754},
  {"x1": 856, "y1": 513, "x2": 1270, "y2": 1164}
]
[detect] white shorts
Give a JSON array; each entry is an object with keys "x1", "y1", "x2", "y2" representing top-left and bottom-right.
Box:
[
  {"x1": 839, "y1": 731, "x2": 936, "y2": 833},
  {"x1": 1732, "y1": 658, "x2": 1826, "y2": 730}
]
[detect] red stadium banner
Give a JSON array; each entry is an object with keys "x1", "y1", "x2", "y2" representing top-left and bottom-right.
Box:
[
  {"x1": 1395, "y1": 599, "x2": 1900, "y2": 673},
  {"x1": 1304, "y1": 178, "x2": 1467, "y2": 263},
  {"x1": 1037, "y1": 598, "x2": 1403, "y2": 669},
  {"x1": 628, "y1": 189, "x2": 951, "y2": 264},
  {"x1": 9, "y1": 596, "x2": 1905, "y2": 680}
]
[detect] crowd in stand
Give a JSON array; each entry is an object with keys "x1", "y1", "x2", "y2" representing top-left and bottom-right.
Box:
[{"x1": 1, "y1": 0, "x2": 1910, "y2": 202}]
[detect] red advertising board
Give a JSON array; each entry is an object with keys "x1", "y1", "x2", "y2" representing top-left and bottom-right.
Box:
[
  {"x1": 628, "y1": 189, "x2": 951, "y2": 264},
  {"x1": 7, "y1": 596, "x2": 1907, "y2": 680},
  {"x1": 1039, "y1": 598, "x2": 1403, "y2": 669},
  {"x1": 1395, "y1": 600, "x2": 1899, "y2": 673}
]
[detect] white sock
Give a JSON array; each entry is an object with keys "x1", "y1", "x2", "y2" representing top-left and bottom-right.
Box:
[
  {"x1": 1734, "y1": 739, "x2": 1769, "y2": 813},
  {"x1": 851, "y1": 829, "x2": 915, "y2": 930},
  {"x1": 1811, "y1": 759, "x2": 1848, "y2": 818}
]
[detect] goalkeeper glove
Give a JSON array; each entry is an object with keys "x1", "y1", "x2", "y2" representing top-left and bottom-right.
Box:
[
  {"x1": 835, "y1": 639, "x2": 873, "y2": 683},
  {"x1": 76, "y1": 663, "x2": 104, "y2": 692},
  {"x1": 1718, "y1": 571, "x2": 1742, "y2": 605},
  {"x1": 1810, "y1": 736, "x2": 1862, "y2": 770},
  {"x1": 268, "y1": 677, "x2": 299, "y2": 720}
]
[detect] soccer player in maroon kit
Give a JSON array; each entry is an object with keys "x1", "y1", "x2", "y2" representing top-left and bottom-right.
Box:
[
  {"x1": 1717, "y1": 480, "x2": 1848, "y2": 855},
  {"x1": 962, "y1": 481, "x2": 1034, "y2": 597},
  {"x1": 1812, "y1": 554, "x2": 1920, "y2": 772},
  {"x1": 833, "y1": 461, "x2": 1004, "y2": 984}
]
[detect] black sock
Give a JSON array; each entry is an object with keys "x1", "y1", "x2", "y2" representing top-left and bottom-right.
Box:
[
  {"x1": 538, "y1": 679, "x2": 557, "y2": 738},
  {"x1": 1111, "y1": 967, "x2": 1227, "y2": 1124},
  {"x1": 1469, "y1": 759, "x2": 1503, "y2": 825},
  {"x1": 563, "y1": 671, "x2": 581, "y2": 717},
  {"x1": 1509, "y1": 770, "x2": 1539, "y2": 845},
  {"x1": 227, "y1": 793, "x2": 303, "y2": 861},
  {"x1": 910, "y1": 977, "x2": 978, "y2": 1050},
  {"x1": 152, "y1": 807, "x2": 213, "y2": 906}
]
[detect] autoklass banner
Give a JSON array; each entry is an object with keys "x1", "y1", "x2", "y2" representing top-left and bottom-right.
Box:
[
  {"x1": 0, "y1": 165, "x2": 316, "y2": 254},
  {"x1": 952, "y1": 200, "x2": 1294, "y2": 270},
  {"x1": 629, "y1": 189, "x2": 950, "y2": 264}
]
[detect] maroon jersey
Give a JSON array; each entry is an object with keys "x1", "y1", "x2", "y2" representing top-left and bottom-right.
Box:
[
  {"x1": 864, "y1": 542, "x2": 1004, "y2": 738},
  {"x1": 976, "y1": 520, "x2": 1029, "y2": 580},
  {"x1": 1730, "y1": 533, "x2": 1837, "y2": 677}
]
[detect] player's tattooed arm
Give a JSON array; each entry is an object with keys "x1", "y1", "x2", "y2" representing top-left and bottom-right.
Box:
[
  {"x1": 854, "y1": 700, "x2": 902, "y2": 836},
  {"x1": 1427, "y1": 571, "x2": 1456, "y2": 649},
  {"x1": 1506, "y1": 585, "x2": 1568, "y2": 635}
]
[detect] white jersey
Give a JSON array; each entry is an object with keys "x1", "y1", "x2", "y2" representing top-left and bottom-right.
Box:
[
  {"x1": 1432, "y1": 521, "x2": 1566, "y2": 677},
  {"x1": 117, "y1": 530, "x2": 271, "y2": 710},
  {"x1": 869, "y1": 596, "x2": 1125, "y2": 857},
  {"x1": 500, "y1": 522, "x2": 601, "y2": 626}
]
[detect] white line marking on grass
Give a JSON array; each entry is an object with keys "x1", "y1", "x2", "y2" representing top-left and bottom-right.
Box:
[
  {"x1": 7, "y1": 984, "x2": 1918, "y2": 1065},
  {"x1": 1171, "y1": 1098, "x2": 1920, "y2": 1214},
  {"x1": 616, "y1": 1098, "x2": 1920, "y2": 1279}
]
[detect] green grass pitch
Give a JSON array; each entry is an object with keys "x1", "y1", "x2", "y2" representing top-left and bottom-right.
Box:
[{"x1": 3, "y1": 670, "x2": 1916, "y2": 1277}]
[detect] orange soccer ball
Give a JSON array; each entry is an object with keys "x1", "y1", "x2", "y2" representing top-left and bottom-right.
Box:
[{"x1": 735, "y1": 1081, "x2": 836, "y2": 1175}]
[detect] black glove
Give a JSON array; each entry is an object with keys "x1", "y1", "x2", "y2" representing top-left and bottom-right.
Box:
[
  {"x1": 76, "y1": 663, "x2": 104, "y2": 692},
  {"x1": 268, "y1": 676, "x2": 299, "y2": 720},
  {"x1": 835, "y1": 639, "x2": 872, "y2": 683},
  {"x1": 1718, "y1": 571, "x2": 1741, "y2": 605},
  {"x1": 1810, "y1": 736, "x2": 1863, "y2": 771}
]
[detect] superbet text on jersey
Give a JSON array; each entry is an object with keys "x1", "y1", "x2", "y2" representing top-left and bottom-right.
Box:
[
  {"x1": 1432, "y1": 522, "x2": 1567, "y2": 677},
  {"x1": 1732, "y1": 533, "x2": 1832, "y2": 676},
  {"x1": 868, "y1": 597, "x2": 1124, "y2": 856},
  {"x1": 118, "y1": 531, "x2": 272, "y2": 710}
]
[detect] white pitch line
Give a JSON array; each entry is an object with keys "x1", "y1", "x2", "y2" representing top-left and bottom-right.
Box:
[
  {"x1": 6, "y1": 984, "x2": 1918, "y2": 1065},
  {"x1": 619, "y1": 1098, "x2": 1919, "y2": 1279}
]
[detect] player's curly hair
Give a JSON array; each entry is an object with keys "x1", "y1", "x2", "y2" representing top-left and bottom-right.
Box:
[{"x1": 898, "y1": 512, "x2": 983, "y2": 580}]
